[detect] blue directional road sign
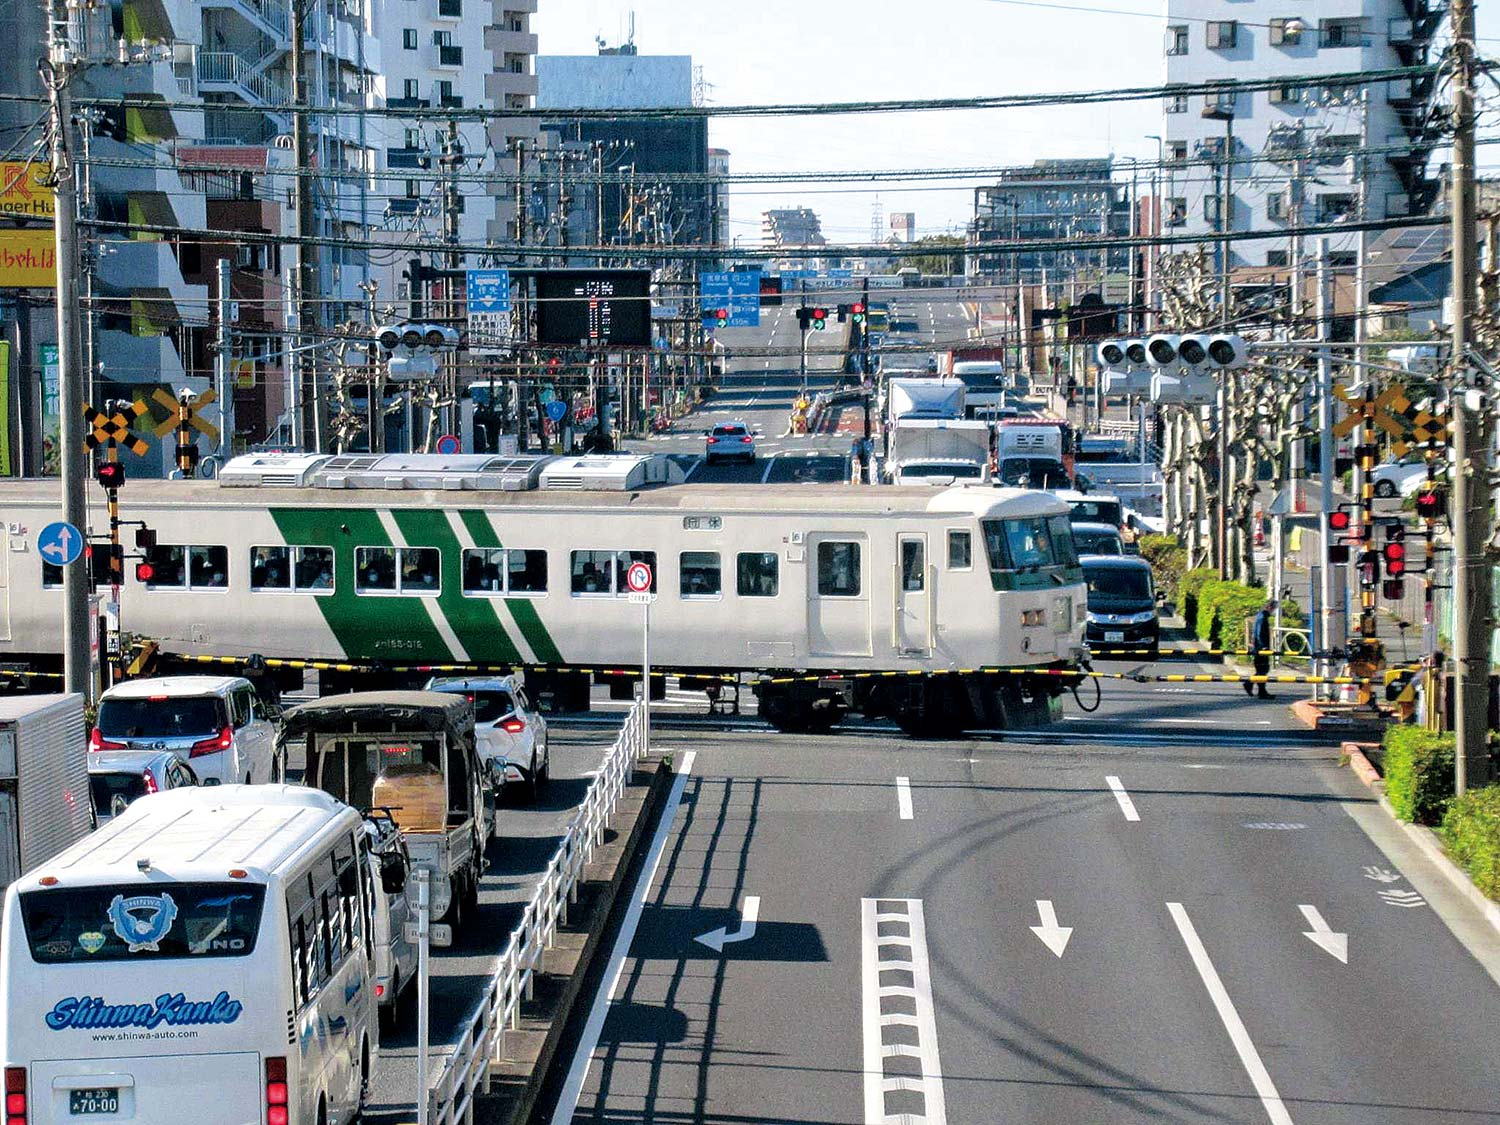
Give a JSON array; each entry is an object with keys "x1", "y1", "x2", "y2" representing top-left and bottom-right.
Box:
[
  {"x1": 465, "y1": 269, "x2": 512, "y2": 312},
  {"x1": 700, "y1": 270, "x2": 761, "y2": 328},
  {"x1": 38, "y1": 521, "x2": 83, "y2": 567},
  {"x1": 545, "y1": 399, "x2": 569, "y2": 423}
]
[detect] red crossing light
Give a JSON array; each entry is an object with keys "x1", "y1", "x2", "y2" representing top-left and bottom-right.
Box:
[{"x1": 1328, "y1": 509, "x2": 1351, "y2": 532}]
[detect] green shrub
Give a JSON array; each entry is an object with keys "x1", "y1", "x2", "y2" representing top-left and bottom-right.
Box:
[
  {"x1": 1212, "y1": 585, "x2": 1272, "y2": 650},
  {"x1": 1177, "y1": 567, "x2": 1218, "y2": 628},
  {"x1": 1441, "y1": 785, "x2": 1500, "y2": 901},
  {"x1": 1138, "y1": 534, "x2": 1187, "y2": 601},
  {"x1": 1383, "y1": 726, "x2": 1456, "y2": 825}
]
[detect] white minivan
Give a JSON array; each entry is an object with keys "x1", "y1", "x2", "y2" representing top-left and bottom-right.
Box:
[
  {"x1": 0, "y1": 785, "x2": 378, "y2": 1125},
  {"x1": 92, "y1": 675, "x2": 282, "y2": 785}
]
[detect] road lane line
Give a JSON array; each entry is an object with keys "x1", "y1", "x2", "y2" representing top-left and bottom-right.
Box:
[
  {"x1": 862, "y1": 898, "x2": 946, "y2": 1124},
  {"x1": 1167, "y1": 902, "x2": 1294, "y2": 1125},
  {"x1": 549, "y1": 751, "x2": 698, "y2": 1124},
  {"x1": 895, "y1": 776, "x2": 914, "y2": 820},
  {"x1": 1106, "y1": 775, "x2": 1141, "y2": 821}
]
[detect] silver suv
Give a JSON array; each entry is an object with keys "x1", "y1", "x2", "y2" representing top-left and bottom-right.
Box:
[{"x1": 424, "y1": 674, "x2": 550, "y2": 802}]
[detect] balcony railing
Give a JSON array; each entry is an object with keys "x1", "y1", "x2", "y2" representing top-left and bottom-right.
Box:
[{"x1": 437, "y1": 0, "x2": 461, "y2": 15}]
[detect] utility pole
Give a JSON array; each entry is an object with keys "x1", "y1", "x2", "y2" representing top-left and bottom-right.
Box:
[
  {"x1": 1449, "y1": 0, "x2": 1492, "y2": 791},
  {"x1": 1316, "y1": 238, "x2": 1345, "y2": 696},
  {"x1": 47, "y1": 0, "x2": 90, "y2": 698},
  {"x1": 861, "y1": 275, "x2": 872, "y2": 484},
  {"x1": 442, "y1": 119, "x2": 462, "y2": 440},
  {"x1": 289, "y1": 0, "x2": 318, "y2": 452},
  {"x1": 215, "y1": 257, "x2": 233, "y2": 454}
]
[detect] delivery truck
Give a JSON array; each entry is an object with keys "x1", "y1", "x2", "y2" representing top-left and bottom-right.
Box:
[{"x1": 0, "y1": 694, "x2": 94, "y2": 888}]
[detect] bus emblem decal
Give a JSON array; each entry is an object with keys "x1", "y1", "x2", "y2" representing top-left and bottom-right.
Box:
[
  {"x1": 45, "y1": 991, "x2": 244, "y2": 1031},
  {"x1": 107, "y1": 892, "x2": 178, "y2": 953}
]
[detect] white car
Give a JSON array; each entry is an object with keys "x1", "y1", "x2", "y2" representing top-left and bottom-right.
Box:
[
  {"x1": 1372, "y1": 455, "x2": 1437, "y2": 498},
  {"x1": 89, "y1": 748, "x2": 200, "y2": 823},
  {"x1": 424, "y1": 675, "x2": 550, "y2": 802},
  {"x1": 92, "y1": 675, "x2": 283, "y2": 785},
  {"x1": 706, "y1": 421, "x2": 756, "y2": 462}
]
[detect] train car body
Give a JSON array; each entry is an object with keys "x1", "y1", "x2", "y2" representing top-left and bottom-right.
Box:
[{"x1": 0, "y1": 454, "x2": 1087, "y2": 734}]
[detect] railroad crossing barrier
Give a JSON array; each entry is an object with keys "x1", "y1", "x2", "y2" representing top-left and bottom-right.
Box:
[{"x1": 420, "y1": 699, "x2": 648, "y2": 1125}]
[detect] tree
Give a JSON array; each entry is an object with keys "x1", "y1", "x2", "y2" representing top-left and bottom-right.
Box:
[{"x1": 907, "y1": 235, "x2": 965, "y2": 275}]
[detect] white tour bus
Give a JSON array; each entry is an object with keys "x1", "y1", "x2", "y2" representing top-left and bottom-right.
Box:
[{"x1": 0, "y1": 785, "x2": 378, "y2": 1125}]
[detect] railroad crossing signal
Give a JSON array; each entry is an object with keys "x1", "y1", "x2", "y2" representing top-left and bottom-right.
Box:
[
  {"x1": 1332, "y1": 383, "x2": 1451, "y2": 454},
  {"x1": 151, "y1": 387, "x2": 219, "y2": 474},
  {"x1": 82, "y1": 400, "x2": 150, "y2": 456}
]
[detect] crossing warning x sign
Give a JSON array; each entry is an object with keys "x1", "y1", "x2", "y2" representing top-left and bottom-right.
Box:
[
  {"x1": 150, "y1": 387, "x2": 220, "y2": 443},
  {"x1": 82, "y1": 401, "x2": 150, "y2": 456}
]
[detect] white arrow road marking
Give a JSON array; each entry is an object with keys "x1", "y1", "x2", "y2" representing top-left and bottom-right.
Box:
[
  {"x1": 1363, "y1": 865, "x2": 1402, "y2": 883},
  {"x1": 896, "y1": 776, "x2": 914, "y2": 820},
  {"x1": 1029, "y1": 899, "x2": 1073, "y2": 957},
  {"x1": 1106, "y1": 776, "x2": 1141, "y2": 821},
  {"x1": 1167, "y1": 903, "x2": 1294, "y2": 1125},
  {"x1": 1298, "y1": 904, "x2": 1349, "y2": 963},
  {"x1": 1379, "y1": 889, "x2": 1426, "y2": 908},
  {"x1": 694, "y1": 895, "x2": 760, "y2": 953}
]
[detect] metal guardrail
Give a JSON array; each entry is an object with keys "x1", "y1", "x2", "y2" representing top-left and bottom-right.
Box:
[{"x1": 421, "y1": 700, "x2": 649, "y2": 1124}]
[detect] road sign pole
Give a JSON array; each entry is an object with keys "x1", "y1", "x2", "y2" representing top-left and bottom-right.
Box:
[
  {"x1": 642, "y1": 595, "x2": 650, "y2": 753},
  {"x1": 415, "y1": 867, "x2": 430, "y2": 1125}
]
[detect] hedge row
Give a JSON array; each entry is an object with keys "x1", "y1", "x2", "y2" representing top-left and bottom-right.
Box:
[
  {"x1": 1383, "y1": 726, "x2": 1455, "y2": 825},
  {"x1": 1441, "y1": 785, "x2": 1500, "y2": 901},
  {"x1": 1137, "y1": 535, "x2": 1186, "y2": 601}
]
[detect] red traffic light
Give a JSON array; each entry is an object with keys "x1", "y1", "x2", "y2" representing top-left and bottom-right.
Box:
[
  {"x1": 1415, "y1": 488, "x2": 1444, "y2": 519},
  {"x1": 851, "y1": 302, "x2": 865, "y2": 315},
  {"x1": 95, "y1": 461, "x2": 125, "y2": 490},
  {"x1": 811, "y1": 307, "x2": 827, "y2": 320},
  {"x1": 1328, "y1": 509, "x2": 1351, "y2": 532},
  {"x1": 134, "y1": 562, "x2": 155, "y2": 583},
  {"x1": 1382, "y1": 541, "x2": 1407, "y2": 577}
]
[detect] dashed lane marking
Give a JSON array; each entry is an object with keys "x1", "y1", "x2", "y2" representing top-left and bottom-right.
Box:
[
  {"x1": 1106, "y1": 776, "x2": 1141, "y2": 822},
  {"x1": 896, "y1": 776, "x2": 914, "y2": 821},
  {"x1": 862, "y1": 898, "x2": 946, "y2": 1124}
]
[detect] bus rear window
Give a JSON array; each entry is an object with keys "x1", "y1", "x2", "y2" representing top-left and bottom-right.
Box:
[{"x1": 20, "y1": 882, "x2": 266, "y2": 963}]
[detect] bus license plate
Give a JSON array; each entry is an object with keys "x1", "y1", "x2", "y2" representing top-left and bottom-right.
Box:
[
  {"x1": 1104, "y1": 631, "x2": 1125, "y2": 643},
  {"x1": 69, "y1": 1089, "x2": 120, "y2": 1115}
]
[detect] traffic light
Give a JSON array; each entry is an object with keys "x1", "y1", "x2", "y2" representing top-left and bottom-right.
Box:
[
  {"x1": 1328, "y1": 508, "x2": 1352, "y2": 533},
  {"x1": 1357, "y1": 548, "x2": 1380, "y2": 586},
  {"x1": 1415, "y1": 487, "x2": 1446, "y2": 520},
  {"x1": 134, "y1": 560, "x2": 156, "y2": 583},
  {"x1": 96, "y1": 460, "x2": 125, "y2": 490},
  {"x1": 714, "y1": 308, "x2": 728, "y2": 328},
  {"x1": 836, "y1": 304, "x2": 849, "y2": 324},
  {"x1": 1329, "y1": 544, "x2": 1351, "y2": 564},
  {"x1": 811, "y1": 307, "x2": 828, "y2": 331},
  {"x1": 851, "y1": 302, "x2": 866, "y2": 325},
  {"x1": 89, "y1": 544, "x2": 123, "y2": 585},
  {"x1": 1382, "y1": 528, "x2": 1407, "y2": 578},
  {"x1": 1382, "y1": 578, "x2": 1406, "y2": 600}
]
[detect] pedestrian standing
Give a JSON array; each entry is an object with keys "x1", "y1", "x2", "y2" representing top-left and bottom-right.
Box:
[{"x1": 1246, "y1": 599, "x2": 1276, "y2": 699}]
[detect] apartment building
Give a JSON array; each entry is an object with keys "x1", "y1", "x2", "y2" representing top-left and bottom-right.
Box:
[
  {"x1": 1161, "y1": 0, "x2": 1441, "y2": 288},
  {"x1": 968, "y1": 160, "x2": 1131, "y2": 283}
]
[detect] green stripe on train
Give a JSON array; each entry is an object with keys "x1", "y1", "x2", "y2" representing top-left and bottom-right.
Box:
[
  {"x1": 269, "y1": 507, "x2": 454, "y2": 663},
  {"x1": 457, "y1": 509, "x2": 564, "y2": 663},
  {"x1": 390, "y1": 509, "x2": 522, "y2": 664}
]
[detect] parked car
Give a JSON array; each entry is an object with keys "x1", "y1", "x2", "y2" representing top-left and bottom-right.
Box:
[
  {"x1": 1372, "y1": 454, "x2": 1438, "y2": 498},
  {"x1": 706, "y1": 421, "x2": 756, "y2": 463},
  {"x1": 92, "y1": 675, "x2": 283, "y2": 785},
  {"x1": 424, "y1": 675, "x2": 550, "y2": 802},
  {"x1": 89, "y1": 749, "x2": 200, "y2": 823},
  {"x1": 1071, "y1": 521, "x2": 1125, "y2": 556},
  {"x1": 1081, "y1": 555, "x2": 1160, "y2": 660},
  {"x1": 1057, "y1": 489, "x2": 1125, "y2": 530}
]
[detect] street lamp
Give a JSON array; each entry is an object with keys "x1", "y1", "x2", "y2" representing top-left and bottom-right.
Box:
[{"x1": 1202, "y1": 99, "x2": 1236, "y2": 578}]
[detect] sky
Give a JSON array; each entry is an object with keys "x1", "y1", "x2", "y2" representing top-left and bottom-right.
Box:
[{"x1": 532, "y1": 0, "x2": 1500, "y2": 246}]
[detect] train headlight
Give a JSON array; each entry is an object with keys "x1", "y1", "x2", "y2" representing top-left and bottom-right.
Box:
[{"x1": 1053, "y1": 596, "x2": 1073, "y2": 634}]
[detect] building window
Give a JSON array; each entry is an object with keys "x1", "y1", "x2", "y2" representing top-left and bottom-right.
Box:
[
  {"x1": 1166, "y1": 24, "x2": 1188, "y2": 54},
  {"x1": 1328, "y1": 251, "x2": 1358, "y2": 268},
  {"x1": 405, "y1": 179, "x2": 420, "y2": 198},
  {"x1": 1267, "y1": 192, "x2": 1288, "y2": 221},
  {"x1": 506, "y1": 13, "x2": 523, "y2": 30},
  {"x1": 1165, "y1": 94, "x2": 1187, "y2": 114},
  {"x1": 1165, "y1": 141, "x2": 1188, "y2": 166},
  {"x1": 402, "y1": 78, "x2": 419, "y2": 100},
  {"x1": 1266, "y1": 249, "x2": 1289, "y2": 267},
  {"x1": 404, "y1": 127, "x2": 421, "y2": 148},
  {"x1": 680, "y1": 551, "x2": 721, "y2": 597},
  {"x1": 1204, "y1": 195, "x2": 1224, "y2": 226},
  {"x1": 1268, "y1": 84, "x2": 1301, "y2": 106},
  {"x1": 436, "y1": 80, "x2": 454, "y2": 101},
  {"x1": 1206, "y1": 20, "x2": 1238, "y2": 49},
  {"x1": 438, "y1": 0, "x2": 461, "y2": 15},
  {"x1": 1204, "y1": 93, "x2": 1238, "y2": 116},
  {"x1": 1316, "y1": 134, "x2": 1361, "y2": 163},
  {"x1": 1165, "y1": 197, "x2": 1187, "y2": 227},
  {"x1": 433, "y1": 29, "x2": 451, "y2": 45},
  {"x1": 1319, "y1": 18, "x2": 1367, "y2": 47},
  {"x1": 402, "y1": 27, "x2": 416, "y2": 48},
  {"x1": 1316, "y1": 194, "x2": 1358, "y2": 222},
  {"x1": 1269, "y1": 17, "x2": 1303, "y2": 45}
]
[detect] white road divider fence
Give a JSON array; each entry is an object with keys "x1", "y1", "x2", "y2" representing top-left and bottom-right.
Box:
[{"x1": 422, "y1": 700, "x2": 649, "y2": 1124}]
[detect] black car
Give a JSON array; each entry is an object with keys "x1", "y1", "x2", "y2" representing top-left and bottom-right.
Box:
[{"x1": 1081, "y1": 555, "x2": 1159, "y2": 659}]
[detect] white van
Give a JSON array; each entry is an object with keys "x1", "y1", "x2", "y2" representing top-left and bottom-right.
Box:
[
  {"x1": 0, "y1": 785, "x2": 378, "y2": 1125},
  {"x1": 93, "y1": 676, "x2": 282, "y2": 786}
]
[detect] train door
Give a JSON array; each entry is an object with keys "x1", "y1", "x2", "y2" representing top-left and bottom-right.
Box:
[
  {"x1": 807, "y1": 534, "x2": 871, "y2": 658},
  {"x1": 895, "y1": 534, "x2": 930, "y2": 655},
  {"x1": 0, "y1": 527, "x2": 10, "y2": 642}
]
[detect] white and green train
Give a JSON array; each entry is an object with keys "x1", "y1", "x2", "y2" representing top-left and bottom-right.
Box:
[{"x1": 0, "y1": 453, "x2": 1087, "y2": 734}]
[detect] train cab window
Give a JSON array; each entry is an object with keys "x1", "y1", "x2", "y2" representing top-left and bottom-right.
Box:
[
  {"x1": 948, "y1": 530, "x2": 973, "y2": 570},
  {"x1": 189, "y1": 545, "x2": 228, "y2": 589},
  {"x1": 356, "y1": 547, "x2": 397, "y2": 592},
  {"x1": 296, "y1": 547, "x2": 335, "y2": 591},
  {"x1": 901, "y1": 540, "x2": 925, "y2": 591},
  {"x1": 680, "y1": 552, "x2": 721, "y2": 597},
  {"x1": 817, "y1": 541, "x2": 862, "y2": 597},
  {"x1": 737, "y1": 552, "x2": 779, "y2": 597},
  {"x1": 251, "y1": 546, "x2": 291, "y2": 590},
  {"x1": 144, "y1": 545, "x2": 186, "y2": 588},
  {"x1": 507, "y1": 549, "x2": 547, "y2": 593},
  {"x1": 401, "y1": 548, "x2": 440, "y2": 593}
]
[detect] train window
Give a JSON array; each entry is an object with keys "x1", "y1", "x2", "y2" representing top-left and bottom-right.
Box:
[
  {"x1": 295, "y1": 547, "x2": 335, "y2": 591},
  {"x1": 42, "y1": 561, "x2": 62, "y2": 588},
  {"x1": 901, "y1": 540, "x2": 925, "y2": 592},
  {"x1": 251, "y1": 546, "x2": 291, "y2": 590},
  {"x1": 144, "y1": 545, "x2": 187, "y2": 588},
  {"x1": 356, "y1": 547, "x2": 397, "y2": 592},
  {"x1": 571, "y1": 550, "x2": 616, "y2": 595},
  {"x1": 736, "y1": 553, "x2": 778, "y2": 597},
  {"x1": 400, "y1": 548, "x2": 441, "y2": 593},
  {"x1": 680, "y1": 552, "x2": 720, "y2": 597},
  {"x1": 616, "y1": 551, "x2": 658, "y2": 594},
  {"x1": 189, "y1": 545, "x2": 228, "y2": 589},
  {"x1": 817, "y1": 542, "x2": 861, "y2": 597},
  {"x1": 948, "y1": 530, "x2": 973, "y2": 570},
  {"x1": 463, "y1": 548, "x2": 506, "y2": 593},
  {"x1": 507, "y1": 550, "x2": 547, "y2": 593}
]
